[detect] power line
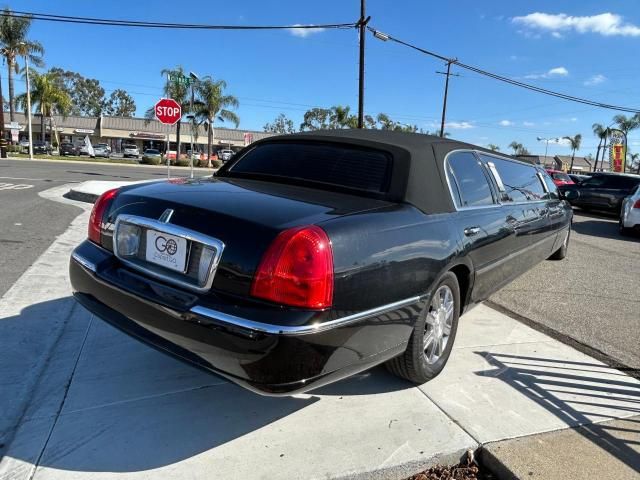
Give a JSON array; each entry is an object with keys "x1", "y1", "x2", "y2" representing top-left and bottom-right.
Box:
[
  {"x1": 368, "y1": 26, "x2": 640, "y2": 114},
  {"x1": 1, "y1": 10, "x2": 357, "y2": 31}
]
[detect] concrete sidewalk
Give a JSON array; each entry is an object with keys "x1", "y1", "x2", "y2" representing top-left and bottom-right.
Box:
[{"x1": 1, "y1": 185, "x2": 639, "y2": 479}]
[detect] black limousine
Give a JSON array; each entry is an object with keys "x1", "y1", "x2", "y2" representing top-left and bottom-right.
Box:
[{"x1": 70, "y1": 130, "x2": 572, "y2": 395}]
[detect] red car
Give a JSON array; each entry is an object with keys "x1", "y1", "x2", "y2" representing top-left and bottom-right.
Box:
[{"x1": 546, "y1": 169, "x2": 575, "y2": 186}]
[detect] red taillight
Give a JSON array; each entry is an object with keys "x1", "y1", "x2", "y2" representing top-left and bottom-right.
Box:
[
  {"x1": 633, "y1": 199, "x2": 640, "y2": 209},
  {"x1": 88, "y1": 188, "x2": 119, "y2": 244},
  {"x1": 251, "y1": 225, "x2": 334, "y2": 309}
]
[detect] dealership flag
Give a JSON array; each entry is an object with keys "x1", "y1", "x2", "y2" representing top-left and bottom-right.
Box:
[{"x1": 84, "y1": 135, "x2": 95, "y2": 157}]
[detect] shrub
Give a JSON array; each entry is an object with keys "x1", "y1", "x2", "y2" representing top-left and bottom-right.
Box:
[
  {"x1": 141, "y1": 155, "x2": 162, "y2": 165},
  {"x1": 176, "y1": 157, "x2": 191, "y2": 167}
]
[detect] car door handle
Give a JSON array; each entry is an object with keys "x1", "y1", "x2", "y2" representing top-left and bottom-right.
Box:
[{"x1": 464, "y1": 226, "x2": 480, "y2": 237}]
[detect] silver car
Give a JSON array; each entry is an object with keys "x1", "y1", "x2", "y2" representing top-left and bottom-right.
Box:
[
  {"x1": 219, "y1": 149, "x2": 234, "y2": 162},
  {"x1": 620, "y1": 184, "x2": 640, "y2": 236},
  {"x1": 123, "y1": 144, "x2": 140, "y2": 159},
  {"x1": 93, "y1": 146, "x2": 110, "y2": 158}
]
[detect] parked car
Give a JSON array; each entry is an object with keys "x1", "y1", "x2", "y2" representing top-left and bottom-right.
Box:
[
  {"x1": 95, "y1": 143, "x2": 112, "y2": 154},
  {"x1": 77, "y1": 144, "x2": 90, "y2": 156},
  {"x1": 69, "y1": 131, "x2": 572, "y2": 396},
  {"x1": 568, "y1": 173, "x2": 591, "y2": 184},
  {"x1": 219, "y1": 149, "x2": 234, "y2": 162},
  {"x1": 59, "y1": 142, "x2": 78, "y2": 156},
  {"x1": 142, "y1": 148, "x2": 163, "y2": 165},
  {"x1": 122, "y1": 144, "x2": 140, "y2": 159},
  {"x1": 546, "y1": 169, "x2": 575, "y2": 186},
  {"x1": 560, "y1": 172, "x2": 640, "y2": 214},
  {"x1": 32, "y1": 141, "x2": 52, "y2": 155},
  {"x1": 619, "y1": 184, "x2": 640, "y2": 235},
  {"x1": 93, "y1": 146, "x2": 110, "y2": 158}
]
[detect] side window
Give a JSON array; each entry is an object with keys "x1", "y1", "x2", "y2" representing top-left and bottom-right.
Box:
[
  {"x1": 447, "y1": 152, "x2": 495, "y2": 208},
  {"x1": 484, "y1": 156, "x2": 546, "y2": 202},
  {"x1": 539, "y1": 170, "x2": 559, "y2": 200},
  {"x1": 581, "y1": 175, "x2": 607, "y2": 188}
]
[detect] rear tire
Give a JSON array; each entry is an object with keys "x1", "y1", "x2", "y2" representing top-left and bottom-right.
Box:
[
  {"x1": 386, "y1": 272, "x2": 460, "y2": 384},
  {"x1": 549, "y1": 226, "x2": 570, "y2": 260},
  {"x1": 619, "y1": 217, "x2": 633, "y2": 236}
]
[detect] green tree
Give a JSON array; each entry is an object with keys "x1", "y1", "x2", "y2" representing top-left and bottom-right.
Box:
[
  {"x1": 193, "y1": 77, "x2": 240, "y2": 163},
  {"x1": 103, "y1": 89, "x2": 136, "y2": 117},
  {"x1": 487, "y1": 144, "x2": 500, "y2": 151},
  {"x1": 376, "y1": 113, "x2": 394, "y2": 130},
  {"x1": 300, "y1": 107, "x2": 331, "y2": 131},
  {"x1": 145, "y1": 66, "x2": 191, "y2": 157},
  {"x1": 16, "y1": 71, "x2": 71, "y2": 144},
  {"x1": 563, "y1": 134, "x2": 582, "y2": 172},
  {"x1": 263, "y1": 113, "x2": 296, "y2": 134},
  {"x1": 48, "y1": 67, "x2": 105, "y2": 116},
  {"x1": 509, "y1": 141, "x2": 524, "y2": 155},
  {"x1": 0, "y1": 7, "x2": 44, "y2": 122},
  {"x1": 591, "y1": 123, "x2": 607, "y2": 172}
]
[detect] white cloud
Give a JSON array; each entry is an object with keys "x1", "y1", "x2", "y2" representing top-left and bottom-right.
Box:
[
  {"x1": 551, "y1": 31, "x2": 563, "y2": 38},
  {"x1": 584, "y1": 74, "x2": 607, "y2": 86},
  {"x1": 499, "y1": 120, "x2": 514, "y2": 126},
  {"x1": 512, "y1": 12, "x2": 640, "y2": 37},
  {"x1": 524, "y1": 66, "x2": 569, "y2": 79},
  {"x1": 570, "y1": 117, "x2": 578, "y2": 122},
  {"x1": 445, "y1": 121, "x2": 475, "y2": 130},
  {"x1": 523, "y1": 121, "x2": 536, "y2": 127},
  {"x1": 288, "y1": 24, "x2": 326, "y2": 38}
]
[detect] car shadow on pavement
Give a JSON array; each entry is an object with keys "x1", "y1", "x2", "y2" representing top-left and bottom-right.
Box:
[
  {"x1": 4, "y1": 296, "x2": 415, "y2": 475},
  {"x1": 572, "y1": 219, "x2": 640, "y2": 243},
  {"x1": 475, "y1": 352, "x2": 640, "y2": 472}
]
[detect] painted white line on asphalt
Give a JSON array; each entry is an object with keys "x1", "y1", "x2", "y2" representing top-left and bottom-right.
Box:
[
  {"x1": 0, "y1": 183, "x2": 34, "y2": 190},
  {"x1": 0, "y1": 176, "x2": 47, "y2": 181}
]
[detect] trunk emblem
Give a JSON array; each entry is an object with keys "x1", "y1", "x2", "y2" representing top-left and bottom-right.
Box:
[{"x1": 159, "y1": 209, "x2": 174, "y2": 224}]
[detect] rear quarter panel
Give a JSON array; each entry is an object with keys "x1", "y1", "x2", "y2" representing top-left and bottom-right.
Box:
[{"x1": 319, "y1": 204, "x2": 460, "y2": 312}]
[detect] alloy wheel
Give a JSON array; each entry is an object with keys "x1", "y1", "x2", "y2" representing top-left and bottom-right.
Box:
[{"x1": 424, "y1": 285, "x2": 454, "y2": 364}]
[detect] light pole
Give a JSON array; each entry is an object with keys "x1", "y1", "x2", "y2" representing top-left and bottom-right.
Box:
[
  {"x1": 536, "y1": 136, "x2": 558, "y2": 166},
  {"x1": 20, "y1": 43, "x2": 33, "y2": 160},
  {"x1": 189, "y1": 71, "x2": 199, "y2": 178}
]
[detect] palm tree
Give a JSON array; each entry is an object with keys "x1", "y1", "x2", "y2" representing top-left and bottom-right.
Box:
[
  {"x1": 487, "y1": 144, "x2": 500, "y2": 152},
  {"x1": 563, "y1": 134, "x2": 582, "y2": 172},
  {"x1": 376, "y1": 113, "x2": 394, "y2": 130},
  {"x1": 329, "y1": 105, "x2": 352, "y2": 129},
  {"x1": 145, "y1": 66, "x2": 191, "y2": 158},
  {"x1": 193, "y1": 77, "x2": 239, "y2": 165},
  {"x1": 0, "y1": 8, "x2": 44, "y2": 122},
  {"x1": 508, "y1": 141, "x2": 523, "y2": 155},
  {"x1": 591, "y1": 123, "x2": 607, "y2": 172},
  {"x1": 16, "y1": 71, "x2": 71, "y2": 145}
]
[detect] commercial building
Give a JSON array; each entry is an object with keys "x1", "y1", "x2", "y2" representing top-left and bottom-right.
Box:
[
  {"x1": 516, "y1": 154, "x2": 609, "y2": 173},
  {"x1": 2, "y1": 112, "x2": 274, "y2": 155}
]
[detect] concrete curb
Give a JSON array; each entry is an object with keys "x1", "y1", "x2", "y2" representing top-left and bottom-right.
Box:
[
  {"x1": 6, "y1": 155, "x2": 215, "y2": 171},
  {"x1": 64, "y1": 180, "x2": 152, "y2": 204}
]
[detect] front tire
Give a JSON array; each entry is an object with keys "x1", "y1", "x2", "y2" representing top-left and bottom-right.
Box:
[{"x1": 386, "y1": 272, "x2": 460, "y2": 384}]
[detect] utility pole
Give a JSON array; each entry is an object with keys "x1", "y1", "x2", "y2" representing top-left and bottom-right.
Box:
[
  {"x1": 24, "y1": 52, "x2": 33, "y2": 160},
  {"x1": 436, "y1": 59, "x2": 459, "y2": 138},
  {"x1": 357, "y1": 0, "x2": 370, "y2": 129},
  {"x1": 0, "y1": 65, "x2": 6, "y2": 158}
]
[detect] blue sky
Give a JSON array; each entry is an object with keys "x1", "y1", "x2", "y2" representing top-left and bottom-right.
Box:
[{"x1": 5, "y1": 0, "x2": 640, "y2": 156}]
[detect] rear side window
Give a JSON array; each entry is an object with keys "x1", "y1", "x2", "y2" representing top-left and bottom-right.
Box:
[
  {"x1": 228, "y1": 142, "x2": 392, "y2": 193},
  {"x1": 486, "y1": 157, "x2": 546, "y2": 202},
  {"x1": 446, "y1": 152, "x2": 495, "y2": 208},
  {"x1": 539, "y1": 171, "x2": 559, "y2": 200},
  {"x1": 551, "y1": 172, "x2": 571, "y2": 182}
]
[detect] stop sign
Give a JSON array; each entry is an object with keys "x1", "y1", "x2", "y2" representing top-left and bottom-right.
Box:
[{"x1": 154, "y1": 98, "x2": 182, "y2": 125}]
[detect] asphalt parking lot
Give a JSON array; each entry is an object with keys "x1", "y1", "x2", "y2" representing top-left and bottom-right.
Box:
[
  {"x1": 0, "y1": 158, "x2": 195, "y2": 297},
  {"x1": 491, "y1": 210, "x2": 640, "y2": 371}
]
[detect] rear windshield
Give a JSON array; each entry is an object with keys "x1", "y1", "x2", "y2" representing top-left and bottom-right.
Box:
[
  {"x1": 227, "y1": 142, "x2": 392, "y2": 193},
  {"x1": 145, "y1": 149, "x2": 159, "y2": 154},
  {"x1": 551, "y1": 172, "x2": 571, "y2": 182}
]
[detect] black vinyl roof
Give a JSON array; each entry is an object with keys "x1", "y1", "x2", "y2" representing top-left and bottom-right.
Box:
[{"x1": 228, "y1": 129, "x2": 519, "y2": 214}]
